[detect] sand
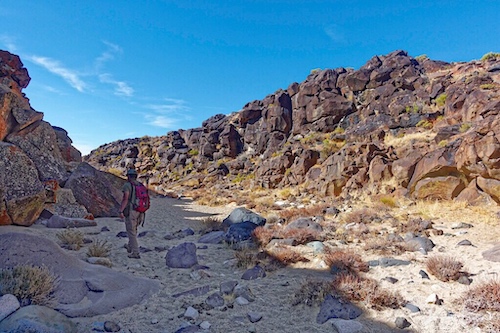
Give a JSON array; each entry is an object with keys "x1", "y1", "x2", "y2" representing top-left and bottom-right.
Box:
[{"x1": 2, "y1": 196, "x2": 500, "y2": 333}]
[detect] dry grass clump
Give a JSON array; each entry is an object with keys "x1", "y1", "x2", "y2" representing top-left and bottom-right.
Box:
[
  {"x1": 278, "y1": 204, "x2": 328, "y2": 223},
  {"x1": 86, "y1": 239, "x2": 111, "y2": 258},
  {"x1": 200, "y1": 216, "x2": 223, "y2": 233},
  {"x1": 233, "y1": 247, "x2": 261, "y2": 269},
  {"x1": 292, "y1": 279, "x2": 334, "y2": 306},
  {"x1": 265, "y1": 246, "x2": 309, "y2": 266},
  {"x1": 0, "y1": 265, "x2": 59, "y2": 307},
  {"x1": 461, "y1": 278, "x2": 500, "y2": 312},
  {"x1": 425, "y1": 255, "x2": 465, "y2": 281},
  {"x1": 324, "y1": 249, "x2": 369, "y2": 274},
  {"x1": 395, "y1": 217, "x2": 433, "y2": 236},
  {"x1": 279, "y1": 228, "x2": 322, "y2": 245},
  {"x1": 340, "y1": 207, "x2": 380, "y2": 225},
  {"x1": 252, "y1": 226, "x2": 276, "y2": 247},
  {"x1": 56, "y1": 228, "x2": 84, "y2": 250}
]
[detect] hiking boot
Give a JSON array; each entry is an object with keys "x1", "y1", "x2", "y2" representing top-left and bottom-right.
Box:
[
  {"x1": 124, "y1": 244, "x2": 131, "y2": 253},
  {"x1": 128, "y1": 253, "x2": 141, "y2": 259}
]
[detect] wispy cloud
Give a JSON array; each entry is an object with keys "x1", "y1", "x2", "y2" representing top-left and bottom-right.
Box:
[
  {"x1": 324, "y1": 25, "x2": 345, "y2": 44},
  {"x1": 95, "y1": 41, "x2": 122, "y2": 70},
  {"x1": 99, "y1": 73, "x2": 134, "y2": 97},
  {"x1": 0, "y1": 34, "x2": 17, "y2": 52},
  {"x1": 30, "y1": 56, "x2": 86, "y2": 92},
  {"x1": 142, "y1": 98, "x2": 189, "y2": 128}
]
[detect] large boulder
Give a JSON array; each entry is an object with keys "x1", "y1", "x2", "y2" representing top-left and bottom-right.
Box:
[
  {"x1": 0, "y1": 142, "x2": 45, "y2": 226},
  {"x1": 0, "y1": 231, "x2": 160, "y2": 317},
  {"x1": 64, "y1": 162, "x2": 124, "y2": 217}
]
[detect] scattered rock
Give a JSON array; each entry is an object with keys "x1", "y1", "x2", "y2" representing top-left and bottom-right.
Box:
[
  {"x1": 458, "y1": 276, "x2": 472, "y2": 285},
  {"x1": 220, "y1": 280, "x2": 238, "y2": 295},
  {"x1": 482, "y1": 243, "x2": 500, "y2": 262},
  {"x1": 457, "y1": 239, "x2": 473, "y2": 246},
  {"x1": 166, "y1": 242, "x2": 198, "y2": 268},
  {"x1": 331, "y1": 319, "x2": 365, "y2": 333},
  {"x1": 46, "y1": 214, "x2": 97, "y2": 228},
  {"x1": 419, "y1": 270, "x2": 430, "y2": 279},
  {"x1": 205, "y1": 292, "x2": 225, "y2": 308},
  {"x1": 235, "y1": 296, "x2": 250, "y2": 305},
  {"x1": 184, "y1": 306, "x2": 199, "y2": 320},
  {"x1": 198, "y1": 231, "x2": 225, "y2": 244},
  {"x1": 395, "y1": 317, "x2": 411, "y2": 329},
  {"x1": 452, "y1": 222, "x2": 473, "y2": 229},
  {"x1": 241, "y1": 265, "x2": 266, "y2": 280},
  {"x1": 247, "y1": 311, "x2": 262, "y2": 323},
  {"x1": 426, "y1": 293, "x2": 442, "y2": 305},
  {"x1": 382, "y1": 276, "x2": 398, "y2": 284},
  {"x1": 405, "y1": 303, "x2": 420, "y2": 313},
  {"x1": 104, "y1": 320, "x2": 121, "y2": 332},
  {"x1": 172, "y1": 285, "x2": 210, "y2": 298},
  {"x1": 0, "y1": 294, "x2": 20, "y2": 322},
  {"x1": 0, "y1": 305, "x2": 77, "y2": 333},
  {"x1": 317, "y1": 294, "x2": 362, "y2": 324}
]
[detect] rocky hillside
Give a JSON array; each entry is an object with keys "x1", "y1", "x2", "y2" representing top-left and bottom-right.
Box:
[
  {"x1": 85, "y1": 50, "x2": 500, "y2": 207},
  {"x1": 0, "y1": 50, "x2": 124, "y2": 226}
]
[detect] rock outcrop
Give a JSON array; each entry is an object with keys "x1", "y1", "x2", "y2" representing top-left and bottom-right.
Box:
[
  {"x1": 0, "y1": 50, "x2": 122, "y2": 226},
  {"x1": 85, "y1": 50, "x2": 500, "y2": 206}
]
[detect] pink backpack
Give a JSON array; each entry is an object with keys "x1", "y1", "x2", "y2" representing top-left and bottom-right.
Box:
[{"x1": 130, "y1": 181, "x2": 150, "y2": 213}]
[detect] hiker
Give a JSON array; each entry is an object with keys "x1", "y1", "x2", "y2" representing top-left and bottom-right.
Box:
[{"x1": 119, "y1": 168, "x2": 147, "y2": 259}]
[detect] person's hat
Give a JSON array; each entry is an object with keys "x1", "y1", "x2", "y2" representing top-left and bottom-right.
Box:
[{"x1": 126, "y1": 169, "x2": 138, "y2": 176}]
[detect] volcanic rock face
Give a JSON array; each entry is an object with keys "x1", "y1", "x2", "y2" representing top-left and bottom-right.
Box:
[
  {"x1": 0, "y1": 50, "x2": 122, "y2": 226},
  {"x1": 84, "y1": 50, "x2": 498, "y2": 205}
]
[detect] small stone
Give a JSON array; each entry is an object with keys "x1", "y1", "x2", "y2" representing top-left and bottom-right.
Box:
[
  {"x1": 452, "y1": 222, "x2": 473, "y2": 229},
  {"x1": 405, "y1": 303, "x2": 420, "y2": 313},
  {"x1": 458, "y1": 275, "x2": 471, "y2": 285},
  {"x1": 382, "y1": 276, "x2": 398, "y2": 284},
  {"x1": 419, "y1": 270, "x2": 430, "y2": 279},
  {"x1": 235, "y1": 296, "x2": 249, "y2": 305},
  {"x1": 247, "y1": 311, "x2": 263, "y2": 323},
  {"x1": 395, "y1": 317, "x2": 411, "y2": 329},
  {"x1": 151, "y1": 318, "x2": 159, "y2": 324},
  {"x1": 457, "y1": 239, "x2": 472, "y2": 246},
  {"x1": 104, "y1": 321, "x2": 121, "y2": 332},
  {"x1": 331, "y1": 319, "x2": 365, "y2": 333},
  {"x1": 200, "y1": 321, "x2": 211, "y2": 329},
  {"x1": 184, "y1": 306, "x2": 199, "y2": 320}
]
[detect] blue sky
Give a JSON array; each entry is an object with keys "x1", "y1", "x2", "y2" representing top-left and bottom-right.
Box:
[{"x1": 1, "y1": 1, "x2": 499, "y2": 155}]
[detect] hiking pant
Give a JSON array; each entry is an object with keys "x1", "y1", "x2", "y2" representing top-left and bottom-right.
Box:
[{"x1": 125, "y1": 210, "x2": 145, "y2": 256}]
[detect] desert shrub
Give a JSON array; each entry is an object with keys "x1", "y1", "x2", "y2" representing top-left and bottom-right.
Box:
[
  {"x1": 86, "y1": 239, "x2": 111, "y2": 258},
  {"x1": 200, "y1": 216, "x2": 223, "y2": 233},
  {"x1": 279, "y1": 228, "x2": 322, "y2": 245},
  {"x1": 462, "y1": 279, "x2": 500, "y2": 312},
  {"x1": 279, "y1": 204, "x2": 328, "y2": 222},
  {"x1": 252, "y1": 226, "x2": 276, "y2": 247},
  {"x1": 323, "y1": 249, "x2": 369, "y2": 274},
  {"x1": 0, "y1": 265, "x2": 59, "y2": 307},
  {"x1": 438, "y1": 140, "x2": 448, "y2": 147},
  {"x1": 188, "y1": 149, "x2": 199, "y2": 156},
  {"x1": 435, "y1": 93, "x2": 447, "y2": 107},
  {"x1": 233, "y1": 247, "x2": 261, "y2": 269},
  {"x1": 56, "y1": 229, "x2": 84, "y2": 250},
  {"x1": 341, "y1": 207, "x2": 379, "y2": 224},
  {"x1": 480, "y1": 83, "x2": 496, "y2": 90},
  {"x1": 425, "y1": 255, "x2": 464, "y2": 281},
  {"x1": 366, "y1": 286, "x2": 406, "y2": 310},
  {"x1": 459, "y1": 122, "x2": 472, "y2": 133},
  {"x1": 481, "y1": 52, "x2": 500, "y2": 61},
  {"x1": 379, "y1": 196, "x2": 397, "y2": 208},
  {"x1": 415, "y1": 54, "x2": 429, "y2": 62},
  {"x1": 292, "y1": 279, "x2": 334, "y2": 306},
  {"x1": 266, "y1": 246, "x2": 309, "y2": 266},
  {"x1": 416, "y1": 119, "x2": 433, "y2": 129}
]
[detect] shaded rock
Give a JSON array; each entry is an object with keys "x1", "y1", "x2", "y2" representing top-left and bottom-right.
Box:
[
  {"x1": 198, "y1": 231, "x2": 225, "y2": 244},
  {"x1": 221, "y1": 207, "x2": 266, "y2": 230},
  {"x1": 285, "y1": 217, "x2": 323, "y2": 233},
  {"x1": 235, "y1": 296, "x2": 250, "y2": 305},
  {"x1": 0, "y1": 305, "x2": 76, "y2": 332},
  {"x1": 405, "y1": 235, "x2": 435, "y2": 252},
  {"x1": 395, "y1": 317, "x2": 411, "y2": 329},
  {"x1": 482, "y1": 243, "x2": 500, "y2": 262},
  {"x1": 247, "y1": 311, "x2": 262, "y2": 323},
  {"x1": 220, "y1": 280, "x2": 238, "y2": 295},
  {"x1": 224, "y1": 221, "x2": 259, "y2": 243},
  {"x1": 458, "y1": 276, "x2": 472, "y2": 285},
  {"x1": 0, "y1": 232, "x2": 159, "y2": 317},
  {"x1": 457, "y1": 239, "x2": 472, "y2": 246},
  {"x1": 0, "y1": 294, "x2": 20, "y2": 322},
  {"x1": 116, "y1": 231, "x2": 127, "y2": 238},
  {"x1": 382, "y1": 276, "x2": 398, "y2": 284},
  {"x1": 317, "y1": 294, "x2": 362, "y2": 324},
  {"x1": 331, "y1": 319, "x2": 365, "y2": 333},
  {"x1": 0, "y1": 142, "x2": 45, "y2": 226},
  {"x1": 104, "y1": 320, "x2": 121, "y2": 332},
  {"x1": 205, "y1": 292, "x2": 225, "y2": 308},
  {"x1": 166, "y1": 242, "x2": 198, "y2": 268},
  {"x1": 172, "y1": 285, "x2": 210, "y2": 298},
  {"x1": 419, "y1": 270, "x2": 430, "y2": 279},
  {"x1": 405, "y1": 303, "x2": 420, "y2": 313},
  {"x1": 184, "y1": 306, "x2": 199, "y2": 320},
  {"x1": 46, "y1": 214, "x2": 97, "y2": 228},
  {"x1": 64, "y1": 162, "x2": 123, "y2": 217},
  {"x1": 241, "y1": 265, "x2": 266, "y2": 280},
  {"x1": 369, "y1": 257, "x2": 411, "y2": 267}
]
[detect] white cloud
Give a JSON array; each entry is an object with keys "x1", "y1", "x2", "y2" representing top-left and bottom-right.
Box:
[
  {"x1": 145, "y1": 98, "x2": 188, "y2": 113},
  {"x1": 30, "y1": 56, "x2": 86, "y2": 92},
  {"x1": 145, "y1": 114, "x2": 178, "y2": 128},
  {"x1": 95, "y1": 41, "x2": 122, "y2": 70},
  {"x1": 99, "y1": 73, "x2": 134, "y2": 97},
  {"x1": 324, "y1": 25, "x2": 345, "y2": 43},
  {"x1": 0, "y1": 35, "x2": 17, "y2": 52}
]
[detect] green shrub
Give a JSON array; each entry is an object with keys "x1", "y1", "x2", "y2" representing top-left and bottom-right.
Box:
[
  {"x1": 481, "y1": 52, "x2": 500, "y2": 61},
  {"x1": 435, "y1": 93, "x2": 447, "y2": 107},
  {"x1": 0, "y1": 265, "x2": 59, "y2": 307},
  {"x1": 416, "y1": 119, "x2": 433, "y2": 129},
  {"x1": 415, "y1": 54, "x2": 429, "y2": 62},
  {"x1": 459, "y1": 123, "x2": 472, "y2": 133},
  {"x1": 188, "y1": 149, "x2": 199, "y2": 156}
]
